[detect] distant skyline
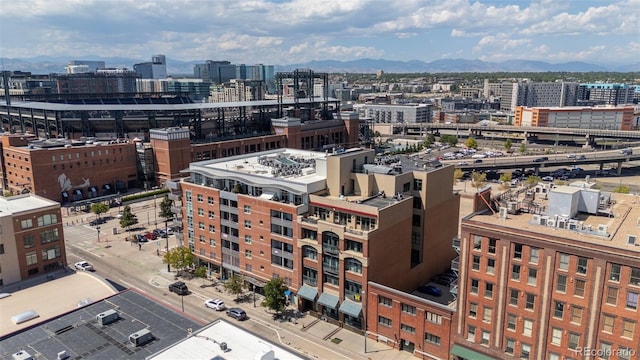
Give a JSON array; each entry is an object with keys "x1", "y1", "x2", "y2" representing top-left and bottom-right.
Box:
[{"x1": 0, "y1": 0, "x2": 638, "y2": 66}]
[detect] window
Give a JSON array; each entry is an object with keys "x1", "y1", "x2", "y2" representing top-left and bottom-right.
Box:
[
  {"x1": 631, "y1": 268, "x2": 640, "y2": 286},
  {"x1": 619, "y1": 348, "x2": 635, "y2": 360},
  {"x1": 486, "y1": 258, "x2": 495, "y2": 274},
  {"x1": 245, "y1": 250, "x2": 252, "y2": 259},
  {"x1": 208, "y1": 210, "x2": 215, "y2": 219},
  {"x1": 378, "y1": 316, "x2": 392, "y2": 327},
  {"x1": 482, "y1": 306, "x2": 492, "y2": 323},
  {"x1": 577, "y1": 257, "x2": 588, "y2": 274},
  {"x1": 426, "y1": 312, "x2": 442, "y2": 324},
  {"x1": 197, "y1": 208, "x2": 204, "y2": 216},
  {"x1": 511, "y1": 264, "x2": 521, "y2": 280},
  {"x1": 525, "y1": 293, "x2": 535, "y2": 310},
  {"x1": 507, "y1": 314, "x2": 517, "y2": 330},
  {"x1": 473, "y1": 235, "x2": 482, "y2": 250},
  {"x1": 509, "y1": 289, "x2": 519, "y2": 306},
  {"x1": 243, "y1": 205, "x2": 251, "y2": 214},
  {"x1": 527, "y1": 268, "x2": 537, "y2": 285},
  {"x1": 345, "y1": 239, "x2": 363, "y2": 253},
  {"x1": 559, "y1": 253, "x2": 570, "y2": 270},
  {"x1": 23, "y1": 235, "x2": 35, "y2": 248},
  {"x1": 401, "y1": 303, "x2": 416, "y2": 315},
  {"x1": 523, "y1": 319, "x2": 533, "y2": 336},
  {"x1": 627, "y1": 291, "x2": 639, "y2": 310},
  {"x1": 469, "y1": 303, "x2": 478, "y2": 318},
  {"x1": 610, "y1": 264, "x2": 621, "y2": 281},
  {"x1": 244, "y1": 220, "x2": 251, "y2": 229},
  {"x1": 505, "y1": 338, "x2": 515, "y2": 354},
  {"x1": 378, "y1": 296, "x2": 392, "y2": 307},
  {"x1": 244, "y1": 235, "x2": 252, "y2": 244},
  {"x1": 472, "y1": 255, "x2": 480, "y2": 271},
  {"x1": 549, "y1": 354, "x2": 560, "y2": 360},
  {"x1": 401, "y1": 324, "x2": 415, "y2": 334},
  {"x1": 521, "y1": 343, "x2": 531, "y2": 359},
  {"x1": 485, "y1": 282, "x2": 493, "y2": 298},
  {"x1": 514, "y1": 243, "x2": 523, "y2": 259},
  {"x1": 551, "y1": 327, "x2": 562, "y2": 345},
  {"x1": 570, "y1": 306, "x2": 583, "y2": 325},
  {"x1": 599, "y1": 342, "x2": 612, "y2": 360},
  {"x1": 471, "y1": 279, "x2": 479, "y2": 294},
  {"x1": 574, "y1": 279, "x2": 586, "y2": 297},
  {"x1": 209, "y1": 224, "x2": 216, "y2": 233},
  {"x1": 26, "y1": 251, "x2": 37, "y2": 265},
  {"x1": 199, "y1": 235, "x2": 205, "y2": 243},
  {"x1": 413, "y1": 179, "x2": 422, "y2": 191},
  {"x1": 21, "y1": 219, "x2": 33, "y2": 229},
  {"x1": 481, "y1": 330, "x2": 490, "y2": 345},
  {"x1": 606, "y1": 287, "x2": 618, "y2": 305},
  {"x1": 198, "y1": 222, "x2": 205, "y2": 230},
  {"x1": 557, "y1": 274, "x2": 567, "y2": 292},
  {"x1": 467, "y1": 326, "x2": 475, "y2": 342},
  {"x1": 40, "y1": 229, "x2": 59, "y2": 244},
  {"x1": 622, "y1": 319, "x2": 635, "y2": 338},
  {"x1": 196, "y1": 194, "x2": 203, "y2": 202},
  {"x1": 554, "y1": 301, "x2": 564, "y2": 319},
  {"x1": 303, "y1": 246, "x2": 318, "y2": 260},
  {"x1": 568, "y1": 332, "x2": 580, "y2": 350},
  {"x1": 207, "y1": 196, "x2": 214, "y2": 205},
  {"x1": 424, "y1": 333, "x2": 440, "y2": 345},
  {"x1": 488, "y1": 238, "x2": 497, "y2": 254},
  {"x1": 529, "y1": 248, "x2": 539, "y2": 264},
  {"x1": 37, "y1": 214, "x2": 57, "y2": 226}
]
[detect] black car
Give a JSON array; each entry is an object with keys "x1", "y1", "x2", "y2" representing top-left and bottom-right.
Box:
[
  {"x1": 226, "y1": 308, "x2": 247, "y2": 320},
  {"x1": 473, "y1": 159, "x2": 483, "y2": 164},
  {"x1": 169, "y1": 281, "x2": 189, "y2": 295},
  {"x1": 89, "y1": 218, "x2": 106, "y2": 226}
]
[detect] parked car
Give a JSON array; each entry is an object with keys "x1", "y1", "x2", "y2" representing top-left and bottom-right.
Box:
[
  {"x1": 144, "y1": 232, "x2": 157, "y2": 240},
  {"x1": 226, "y1": 308, "x2": 247, "y2": 320},
  {"x1": 418, "y1": 285, "x2": 442, "y2": 297},
  {"x1": 89, "y1": 218, "x2": 106, "y2": 226},
  {"x1": 153, "y1": 229, "x2": 168, "y2": 238},
  {"x1": 542, "y1": 176, "x2": 554, "y2": 182},
  {"x1": 457, "y1": 161, "x2": 468, "y2": 166},
  {"x1": 566, "y1": 153, "x2": 576, "y2": 159},
  {"x1": 473, "y1": 159, "x2": 483, "y2": 164},
  {"x1": 74, "y1": 261, "x2": 94, "y2": 271},
  {"x1": 204, "y1": 298, "x2": 226, "y2": 311},
  {"x1": 134, "y1": 234, "x2": 149, "y2": 243},
  {"x1": 620, "y1": 147, "x2": 633, "y2": 155},
  {"x1": 533, "y1": 157, "x2": 548, "y2": 162},
  {"x1": 169, "y1": 281, "x2": 189, "y2": 295}
]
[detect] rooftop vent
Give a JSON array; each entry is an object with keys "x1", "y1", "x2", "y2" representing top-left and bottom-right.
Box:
[
  {"x1": 96, "y1": 309, "x2": 120, "y2": 326},
  {"x1": 12, "y1": 351, "x2": 33, "y2": 360}
]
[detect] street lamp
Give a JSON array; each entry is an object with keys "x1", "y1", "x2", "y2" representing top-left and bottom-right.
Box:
[
  {"x1": 96, "y1": 226, "x2": 101, "y2": 243},
  {"x1": 153, "y1": 195, "x2": 157, "y2": 226}
]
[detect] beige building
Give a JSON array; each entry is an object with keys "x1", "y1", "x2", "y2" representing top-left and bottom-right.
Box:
[{"x1": 0, "y1": 194, "x2": 66, "y2": 286}]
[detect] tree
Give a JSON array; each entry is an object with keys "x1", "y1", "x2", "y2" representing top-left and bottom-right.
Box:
[
  {"x1": 159, "y1": 195, "x2": 174, "y2": 221},
  {"x1": 613, "y1": 185, "x2": 630, "y2": 194},
  {"x1": 504, "y1": 138, "x2": 513, "y2": 151},
  {"x1": 119, "y1": 205, "x2": 138, "y2": 233},
  {"x1": 194, "y1": 266, "x2": 208, "y2": 286},
  {"x1": 500, "y1": 172, "x2": 513, "y2": 190},
  {"x1": 224, "y1": 275, "x2": 247, "y2": 301},
  {"x1": 163, "y1": 246, "x2": 194, "y2": 273},
  {"x1": 90, "y1": 202, "x2": 109, "y2": 221},
  {"x1": 426, "y1": 133, "x2": 436, "y2": 145},
  {"x1": 519, "y1": 143, "x2": 526, "y2": 154},
  {"x1": 471, "y1": 171, "x2": 487, "y2": 191},
  {"x1": 262, "y1": 278, "x2": 288, "y2": 314},
  {"x1": 465, "y1": 137, "x2": 478, "y2": 149},
  {"x1": 440, "y1": 134, "x2": 458, "y2": 146},
  {"x1": 525, "y1": 175, "x2": 541, "y2": 186},
  {"x1": 453, "y1": 168, "x2": 464, "y2": 184}
]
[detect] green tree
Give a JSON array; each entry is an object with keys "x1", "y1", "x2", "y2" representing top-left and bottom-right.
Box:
[
  {"x1": 504, "y1": 138, "x2": 513, "y2": 151},
  {"x1": 453, "y1": 168, "x2": 464, "y2": 184},
  {"x1": 90, "y1": 202, "x2": 109, "y2": 222},
  {"x1": 194, "y1": 266, "x2": 208, "y2": 285},
  {"x1": 519, "y1": 143, "x2": 526, "y2": 154},
  {"x1": 163, "y1": 246, "x2": 194, "y2": 273},
  {"x1": 471, "y1": 171, "x2": 487, "y2": 191},
  {"x1": 465, "y1": 137, "x2": 478, "y2": 149},
  {"x1": 262, "y1": 278, "x2": 289, "y2": 315},
  {"x1": 440, "y1": 134, "x2": 458, "y2": 146},
  {"x1": 426, "y1": 133, "x2": 436, "y2": 145},
  {"x1": 224, "y1": 275, "x2": 247, "y2": 301},
  {"x1": 525, "y1": 175, "x2": 541, "y2": 186},
  {"x1": 118, "y1": 205, "x2": 138, "y2": 233},
  {"x1": 499, "y1": 172, "x2": 513, "y2": 190}
]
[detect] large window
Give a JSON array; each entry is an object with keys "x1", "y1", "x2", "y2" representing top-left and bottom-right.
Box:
[
  {"x1": 626, "y1": 291, "x2": 638, "y2": 310},
  {"x1": 271, "y1": 240, "x2": 294, "y2": 269},
  {"x1": 345, "y1": 239, "x2": 363, "y2": 253},
  {"x1": 507, "y1": 314, "x2": 516, "y2": 331},
  {"x1": 23, "y1": 235, "x2": 35, "y2": 248},
  {"x1": 401, "y1": 324, "x2": 415, "y2": 334},
  {"x1": 511, "y1": 264, "x2": 521, "y2": 280},
  {"x1": 559, "y1": 253, "x2": 570, "y2": 270},
  {"x1": 302, "y1": 246, "x2": 318, "y2": 260},
  {"x1": 21, "y1": 219, "x2": 33, "y2": 229},
  {"x1": 426, "y1": 312, "x2": 441, "y2": 324},
  {"x1": 401, "y1": 303, "x2": 416, "y2": 315},
  {"x1": 551, "y1": 328, "x2": 562, "y2": 345},
  {"x1": 37, "y1": 214, "x2": 58, "y2": 227},
  {"x1": 40, "y1": 229, "x2": 59, "y2": 244},
  {"x1": 345, "y1": 258, "x2": 362, "y2": 274},
  {"x1": 610, "y1": 264, "x2": 621, "y2": 281},
  {"x1": 468, "y1": 303, "x2": 477, "y2": 318},
  {"x1": 557, "y1": 274, "x2": 567, "y2": 292},
  {"x1": 514, "y1": 243, "x2": 523, "y2": 259},
  {"x1": 378, "y1": 296, "x2": 392, "y2": 307},
  {"x1": 26, "y1": 251, "x2": 38, "y2": 266},
  {"x1": 602, "y1": 314, "x2": 615, "y2": 333},
  {"x1": 577, "y1": 257, "x2": 588, "y2": 274},
  {"x1": 378, "y1": 316, "x2": 392, "y2": 327},
  {"x1": 606, "y1": 287, "x2": 618, "y2": 305},
  {"x1": 574, "y1": 279, "x2": 586, "y2": 297},
  {"x1": 568, "y1": 333, "x2": 580, "y2": 350},
  {"x1": 509, "y1": 289, "x2": 519, "y2": 306},
  {"x1": 470, "y1": 279, "x2": 479, "y2": 294},
  {"x1": 523, "y1": 319, "x2": 533, "y2": 336},
  {"x1": 554, "y1": 301, "x2": 565, "y2": 319},
  {"x1": 425, "y1": 333, "x2": 440, "y2": 345},
  {"x1": 41, "y1": 246, "x2": 61, "y2": 260},
  {"x1": 622, "y1": 319, "x2": 635, "y2": 338},
  {"x1": 630, "y1": 268, "x2": 640, "y2": 286}
]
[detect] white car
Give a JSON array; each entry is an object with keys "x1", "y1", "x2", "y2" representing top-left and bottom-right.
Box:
[
  {"x1": 204, "y1": 298, "x2": 226, "y2": 311},
  {"x1": 74, "y1": 261, "x2": 94, "y2": 271}
]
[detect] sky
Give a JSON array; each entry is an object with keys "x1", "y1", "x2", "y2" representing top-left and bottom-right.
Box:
[{"x1": 0, "y1": 0, "x2": 638, "y2": 65}]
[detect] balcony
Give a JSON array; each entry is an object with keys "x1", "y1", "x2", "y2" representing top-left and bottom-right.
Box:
[
  {"x1": 451, "y1": 256, "x2": 460, "y2": 272},
  {"x1": 322, "y1": 244, "x2": 339, "y2": 255},
  {"x1": 452, "y1": 237, "x2": 460, "y2": 252},
  {"x1": 301, "y1": 217, "x2": 318, "y2": 225},
  {"x1": 322, "y1": 263, "x2": 339, "y2": 275}
]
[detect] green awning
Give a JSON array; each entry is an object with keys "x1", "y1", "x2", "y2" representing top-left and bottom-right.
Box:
[
  {"x1": 450, "y1": 345, "x2": 497, "y2": 360},
  {"x1": 339, "y1": 300, "x2": 362, "y2": 318},
  {"x1": 317, "y1": 292, "x2": 339, "y2": 309},
  {"x1": 297, "y1": 285, "x2": 318, "y2": 301}
]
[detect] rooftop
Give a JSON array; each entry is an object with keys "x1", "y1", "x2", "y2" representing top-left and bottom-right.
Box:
[
  {"x1": 468, "y1": 184, "x2": 640, "y2": 253},
  {"x1": 0, "y1": 194, "x2": 60, "y2": 216},
  {"x1": 150, "y1": 319, "x2": 307, "y2": 360}
]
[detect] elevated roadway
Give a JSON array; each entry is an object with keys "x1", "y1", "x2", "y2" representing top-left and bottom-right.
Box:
[{"x1": 441, "y1": 147, "x2": 640, "y2": 175}]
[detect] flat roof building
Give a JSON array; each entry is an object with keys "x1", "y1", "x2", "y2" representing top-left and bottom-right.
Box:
[{"x1": 514, "y1": 106, "x2": 635, "y2": 130}]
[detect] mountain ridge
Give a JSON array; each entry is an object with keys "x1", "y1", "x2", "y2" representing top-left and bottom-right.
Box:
[{"x1": 1, "y1": 57, "x2": 637, "y2": 75}]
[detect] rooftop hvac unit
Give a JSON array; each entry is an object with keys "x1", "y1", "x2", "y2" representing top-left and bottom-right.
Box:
[
  {"x1": 628, "y1": 235, "x2": 637, "y2": 245},
  {"x1": 597, "y1": 224, "x2": 608, "y2": 235},
  {"x1": 129, "y1": 329, "x2": 153, "y2": 347},
  {"x1": 12, "y1": 351, "x2": 33, "y2": 360},
  {"x1": 96, "y1": 309, "x2": 120, "y2": 326},
  {"x1": 532, "y1": 214, "x2": 541, "y2": 224},
  {"x1": 547, "y1": 219, "x2": 556, "y2": 227},
  {"x1": 499, "y1": 207, "x2": 508, "y2": 220},
  {"x1": 56, "y1": 351, "x2": 69, "y2": 360}
]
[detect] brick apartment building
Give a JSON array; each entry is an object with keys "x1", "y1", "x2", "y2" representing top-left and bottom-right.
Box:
[
  {"x1": 451, "y1": 184, "x2": 640, "y2": 360},
  {"x1": 177, "y1": 147, "x2": 460, "y2": 343},
  {"x1": 0, "y1": 194, "x2": 66, "y2": 286},
  {"x1": 0, "y1": 134, "x2": 138, "y2": 202}
]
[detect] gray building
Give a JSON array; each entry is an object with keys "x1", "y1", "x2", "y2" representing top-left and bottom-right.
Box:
[
  {"x1": 500, "y1": 81, "x2": 579, "y2": 111},
  {"x1": 354, "y1": 103, "x2": 432, "y2": 123},
  {"x1": 194, "y1": 60, "x2": 236, "y2": 84},
  {"x1": 134, "y1": 55, "x2": 167, "y2": 79},
  {"x1": 578, "y1": 83, "x2": 636, "y2": 106}
]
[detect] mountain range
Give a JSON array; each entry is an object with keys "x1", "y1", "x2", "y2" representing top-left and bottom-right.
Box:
[{"x1": 1, "y1": 56, "x2": 638, "y2": 75}]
